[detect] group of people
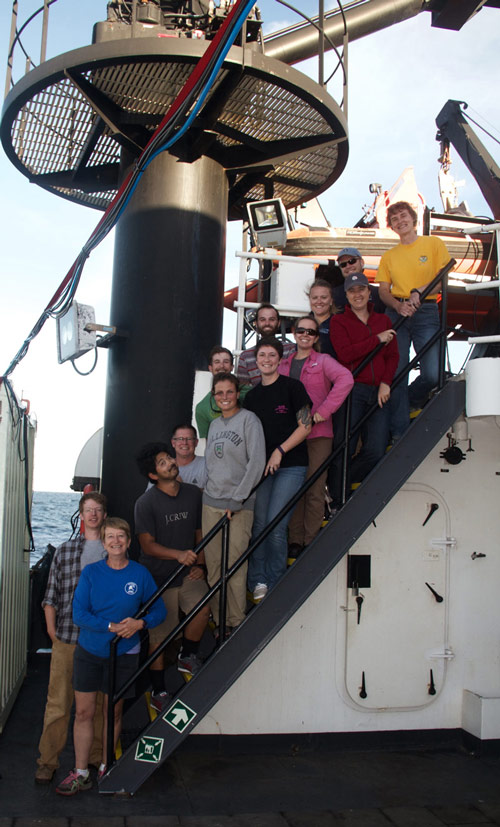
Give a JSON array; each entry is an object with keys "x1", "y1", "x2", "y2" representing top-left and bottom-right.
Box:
[
  {"x1": 34, "y1": 200, "x2": 450, "y2": 796},
  {"x1": 35, "y1": 494, "x2": 166, "y2": 794}
]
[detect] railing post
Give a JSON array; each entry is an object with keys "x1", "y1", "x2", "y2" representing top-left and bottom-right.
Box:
[
  {"x1": 40, "y1": 0, "x2": 50, "y2": 64},
  {"x1": 438, "y1": 272, "x2": 449, "y2": 390},
  {"x1": 318, "y1": 0, "x2": 324, "y2": 87},
  {"x1": 341, "y1": 394, "x2": 352, "y2": 506},
  {"x1": 218, "y1": 521, "x2": 230, "y2": 643},
  {"x1": 106, "y1": 639, "x2": 118, "y2": 772},
  {"x1": 4, "y1": 1, "x2": 18, "y2": 100}
]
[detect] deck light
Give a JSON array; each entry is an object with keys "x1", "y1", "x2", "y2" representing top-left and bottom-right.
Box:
[{"x1": 246, "y1": 198, "x2": 288, "y2": 249}]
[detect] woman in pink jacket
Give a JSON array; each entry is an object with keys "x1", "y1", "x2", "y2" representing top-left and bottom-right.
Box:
[{"x1": 279, "y1": 316, "x2": 353, "y2": 554}]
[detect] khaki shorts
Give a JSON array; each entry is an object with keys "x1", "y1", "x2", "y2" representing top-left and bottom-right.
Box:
[{"x1": 148, "y1": 574, "x2": 208, "y2": 645}]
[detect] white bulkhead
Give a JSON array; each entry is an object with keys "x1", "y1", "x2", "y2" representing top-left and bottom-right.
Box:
[{"x1": 194, "y1": 414, "x2": 500, "y2": 738}]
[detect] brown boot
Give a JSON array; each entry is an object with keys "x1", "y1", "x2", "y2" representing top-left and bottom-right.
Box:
[{"x1": 35, "y1": 764, "x2": 55, "y2": 784}]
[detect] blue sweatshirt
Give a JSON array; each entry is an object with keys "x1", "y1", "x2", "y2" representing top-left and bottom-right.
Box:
[{"x1": 73, "y1": 559, "x2": 166, "y2": 657}]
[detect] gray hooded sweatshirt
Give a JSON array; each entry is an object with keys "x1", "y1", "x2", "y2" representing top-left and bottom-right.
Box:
[{"x1": 203, "y1": 408, "x2": 266, "y2": 512}]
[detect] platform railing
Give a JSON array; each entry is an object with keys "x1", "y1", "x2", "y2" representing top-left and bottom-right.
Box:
[
  {"x1": 4, "y1": 0, "x2": 53, "y2": 99},
  {"x1": 104, "y1": 257, "x2": 456, "y2": 773}
]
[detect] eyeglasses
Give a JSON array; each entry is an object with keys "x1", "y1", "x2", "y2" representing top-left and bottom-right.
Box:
[
  {"x1": 172, "y1": 437, "x2": 196, "y2": 442},
  {"x1": 295, "y1": 327, "x2": 318, "y2": 336},
  {"x1": 338, "y1": 257, "x2": 359, "y2": 268}
]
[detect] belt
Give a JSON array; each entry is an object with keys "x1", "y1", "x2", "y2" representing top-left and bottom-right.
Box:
[{"x1": 394, "y1": 297, "x2": 437, "y2": 303}]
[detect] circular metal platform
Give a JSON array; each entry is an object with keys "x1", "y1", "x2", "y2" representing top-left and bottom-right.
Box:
[{"x1": 1, "y1": 37, "x2": 348, "y2": 218}]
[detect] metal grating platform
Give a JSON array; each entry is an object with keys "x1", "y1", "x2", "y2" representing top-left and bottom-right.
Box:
[{"x1": 1, "y1": 38, "x2": 348, "y2": 216}]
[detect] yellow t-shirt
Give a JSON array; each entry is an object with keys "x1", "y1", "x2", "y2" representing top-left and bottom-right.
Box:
[{"x1": 378, "y1": 236, "x2": 450, "y2": 299}]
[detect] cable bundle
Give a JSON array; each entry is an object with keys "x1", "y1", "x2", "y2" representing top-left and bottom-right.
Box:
[{"x1": 2, "y1": 0, "x2": 256, "y2": 380}]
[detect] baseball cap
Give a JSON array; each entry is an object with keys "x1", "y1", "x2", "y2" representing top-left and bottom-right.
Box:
[
  {"x1": 337, "y1": 247, "x2": 362, "y2": 260},
  {"x1": 344, "y1": 272, "x2": 370, "y2": 292}
]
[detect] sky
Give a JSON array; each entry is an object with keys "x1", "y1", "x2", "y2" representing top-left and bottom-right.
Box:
[{"x1": 0, "y1": 0, "x2": 499, "y2": 492}]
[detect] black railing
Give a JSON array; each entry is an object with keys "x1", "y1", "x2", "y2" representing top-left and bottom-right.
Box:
[{"x1": 104, "y1": 257, "x2": 456, "y2": 773}]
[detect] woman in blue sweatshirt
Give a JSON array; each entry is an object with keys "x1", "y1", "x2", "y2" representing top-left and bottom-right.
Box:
[{"x1": 56, "y1": 518, "x2": 165, "y2": 796}]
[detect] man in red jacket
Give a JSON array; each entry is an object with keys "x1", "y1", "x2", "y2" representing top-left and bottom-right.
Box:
[{"x1": 330, "y1": 273, "x2": 399, "y2": 486}]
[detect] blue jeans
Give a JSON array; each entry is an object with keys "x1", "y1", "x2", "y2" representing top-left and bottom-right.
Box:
[
  {"x1": 247, "y1": 466, "x2": 307, "y2": 591},
  {"x1": 387, "y1": 302, "x2": 440, "y2": 439},
  {"x1": 348, "y1": 383, "x2": 390, "y2": 484}
]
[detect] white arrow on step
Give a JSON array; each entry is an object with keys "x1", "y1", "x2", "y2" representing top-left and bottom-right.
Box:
[{"x1": 170, "y1": 707, "x2": 189, "y2": 726}]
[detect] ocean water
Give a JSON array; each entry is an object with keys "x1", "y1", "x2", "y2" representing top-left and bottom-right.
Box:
[{"x1": 31, "y1": 491, "x2": 81, "y2": 565}]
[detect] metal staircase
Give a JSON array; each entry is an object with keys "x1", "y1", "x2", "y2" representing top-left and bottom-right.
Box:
[{"x1": 99, "y1": 376, "x2": 465, "y2": 794}]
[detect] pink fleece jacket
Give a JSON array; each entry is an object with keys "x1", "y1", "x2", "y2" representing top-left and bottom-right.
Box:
[{"x1": 279, "y1": 351, "x2": 354, "y2": 439}]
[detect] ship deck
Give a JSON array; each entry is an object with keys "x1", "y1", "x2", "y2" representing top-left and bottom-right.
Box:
[{"x1": 1, "y1": 653, "x2": 499, "y2": 825}]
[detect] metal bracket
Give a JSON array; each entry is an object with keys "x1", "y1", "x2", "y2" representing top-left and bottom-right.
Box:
[
  {"x1": 430, "y1": 537, "x2": 457, "y2": 549},
  {"x1": 428, "y1": 648, "x2": 455, "y2": 660}
]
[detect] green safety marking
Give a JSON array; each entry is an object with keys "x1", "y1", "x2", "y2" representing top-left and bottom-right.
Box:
[
  {"x1": 163, "y1": 699, "x2": 197, "y2": 732},
  {"x1": 135, "y1": 735, "x2": 164, "y2": 763}
]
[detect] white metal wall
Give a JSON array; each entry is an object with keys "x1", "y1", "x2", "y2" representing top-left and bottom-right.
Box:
[{"x1": 0, "y1": 383, "x2": 36, "y2": 732}]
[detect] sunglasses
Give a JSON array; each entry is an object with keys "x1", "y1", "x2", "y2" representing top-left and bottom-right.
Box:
[
  {"x1": 338, "y1": 257, "x2": 359, "y2": 268},
  {"x1": 295, "y1": 327, "x2": 318, "y2": 336}
]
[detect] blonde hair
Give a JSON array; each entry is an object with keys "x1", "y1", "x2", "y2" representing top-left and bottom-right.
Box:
[{"x1": 101, "y1": 517, "x2": 131, "y2": 542}]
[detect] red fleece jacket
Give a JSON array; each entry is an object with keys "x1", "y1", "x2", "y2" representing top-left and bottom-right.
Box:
[{"x1": 329, "y1": 304, "x2": 399, "y2": 387}]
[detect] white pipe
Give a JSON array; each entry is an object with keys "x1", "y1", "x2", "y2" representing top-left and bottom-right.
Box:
[
  {"x1": 235, "y1": 250, "x2": 330, "y2": 265},
  {"x1": 234, "y1": 300, "x2": 309, "y2": 316},
  {"x1": 468, "y1": 335, "x2": 500, "y2": 344},
  {"x1": 465, "y1": 281, "x2": 500, "y2": 292},
  {"x1": 431, "y1": 220, "x2": 500, "y2": 233}
]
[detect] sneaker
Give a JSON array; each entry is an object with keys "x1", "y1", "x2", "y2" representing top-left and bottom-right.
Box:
[
  {"x1": 214, "y1": 625, "x2": 232, "y2": 643},
  {"x1": 35, "y1": 764, "x2": 55, "y2": 785},
  {"x1": 97, "y1": 765, "x2": 107, "y2": 781},
  {"x1": 55, "y1": 769, "x2": 92, "y2": 796},
  {"x1": 177, "y1": 652, "x2": 202, "y2": 677},
  {"x1": 253, "y1": 583, "x2": 268, "y2": 602},
  {"x1": 150, "y1": 690, "x2": 171, "y2": 714}
]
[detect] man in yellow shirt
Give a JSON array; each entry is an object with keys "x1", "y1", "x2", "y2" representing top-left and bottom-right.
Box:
[{"x1": 378, "y1": 201, "x2": 450, "y2": 439}]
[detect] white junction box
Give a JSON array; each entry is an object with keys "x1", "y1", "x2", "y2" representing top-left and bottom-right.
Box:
[{"x1": 462, "y1": 690, "x2": 500, "y2": 740}]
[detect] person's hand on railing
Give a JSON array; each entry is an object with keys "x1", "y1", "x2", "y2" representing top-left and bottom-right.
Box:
[
  {"x1": 377, "y1": 382, "x2": 391, "y2": 407},
  {"x1": 377, "y1": 329, "x2": 396, "y2": 345},
  {"x1": 408, "y1": 289, "x2": 422, "y2": 309},
  {"x1": 177, "y1": 549, "x2": 197, "y2": 566},
  {"x1": 110, "y1": 617, "x2": 145, "y2": 638}
]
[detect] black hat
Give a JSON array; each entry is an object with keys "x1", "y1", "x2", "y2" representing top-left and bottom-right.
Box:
[{"x1": 344, "y1": 273, "x2": 370, "y2": 292}]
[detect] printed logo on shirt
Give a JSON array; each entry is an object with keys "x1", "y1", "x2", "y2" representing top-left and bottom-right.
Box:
[
  {"x1": 214, "y1": 442, "x2": 224, "y2": 459},
  {"x1": 212, "y1": 430, "x2": 243, "y2": 447},
  {"x1": 275, "y1": 405, "x2": 289, "y2": 415},
  {"x1": 165, "y1": 511, "x2": 189, "y2": 524},
  {"x1": 419, "y1": 256, "x2": 428, "y2": 263},
  {"x1": 125, "y1": 582, "x2": 138, "y2": 595}
]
